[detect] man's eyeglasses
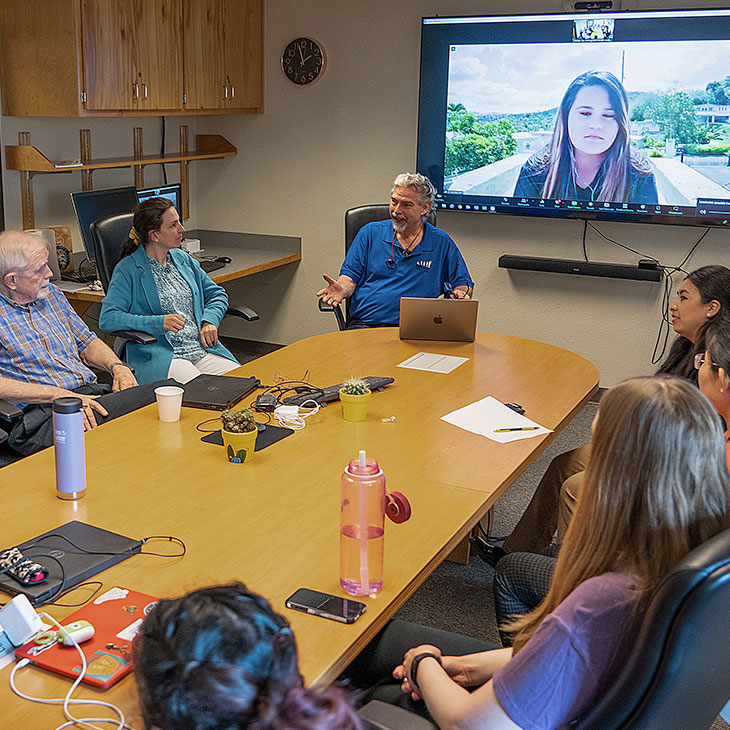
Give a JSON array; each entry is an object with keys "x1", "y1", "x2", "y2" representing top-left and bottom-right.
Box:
[{"x1": 694, "y1": 353, "x2": 720, "y2": 370}]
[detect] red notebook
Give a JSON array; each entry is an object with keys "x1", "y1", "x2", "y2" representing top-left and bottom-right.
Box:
[{"x1": 15, "y1": 586, "x2": 158, "y2": 689}]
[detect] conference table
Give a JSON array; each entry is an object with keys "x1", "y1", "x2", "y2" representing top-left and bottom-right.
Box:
[{"x1": 0, "y1": 328, "x2": 598, "y2": 728}]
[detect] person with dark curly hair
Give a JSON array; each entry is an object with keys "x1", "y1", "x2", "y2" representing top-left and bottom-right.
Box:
[{"x1": 134, "y1": 583, "x2": 361, "y2": 730}]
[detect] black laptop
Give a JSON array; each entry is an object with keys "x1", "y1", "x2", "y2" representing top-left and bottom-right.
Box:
[
  {"x1": 182, "y1": 374, "x2": 260, "y2": 410},
  {"x1": 0, "y1": 521, "x2": 142, "y2": 607}
]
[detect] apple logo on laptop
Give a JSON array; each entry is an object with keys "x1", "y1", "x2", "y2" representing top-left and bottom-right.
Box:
[{"x1": 433, "y1": 315, "x2": 443, "y2": 325}]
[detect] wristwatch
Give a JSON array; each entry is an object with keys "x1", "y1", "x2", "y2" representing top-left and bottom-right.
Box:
[
  {"x1": 409, "y1": 652, "x2": 443, "y2": 690},
  {"x1": 110, "y1": 362, "x2": 135, "y2": 375}
]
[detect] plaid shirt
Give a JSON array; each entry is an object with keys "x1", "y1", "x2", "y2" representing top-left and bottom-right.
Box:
[{"x1": 0, "y1": 284, "x2": 98, "y2": 407}]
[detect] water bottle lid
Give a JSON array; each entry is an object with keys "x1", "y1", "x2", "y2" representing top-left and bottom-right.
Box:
[
  {"x1": 345, "y1": 457, "x2": 382, "y2": 477},
  {"x1": 53, "y1": 397, "x2": 83, "y2": 414}
]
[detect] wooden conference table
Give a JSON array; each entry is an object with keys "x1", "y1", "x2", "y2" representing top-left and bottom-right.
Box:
[{"x1": 0, "y1": 328, "x2": 598, "y2": 728}]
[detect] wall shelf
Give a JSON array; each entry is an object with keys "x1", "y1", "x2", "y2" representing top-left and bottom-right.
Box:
[
  {"x1": 5, "y1": 134, "x2": 236, "y2": 173},
  {"x1": 5, "y1": 132, "x2": 237, "y2": 228}
]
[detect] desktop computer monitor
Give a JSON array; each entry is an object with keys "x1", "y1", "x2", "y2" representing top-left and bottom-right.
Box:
[
  {"x1": 136, "y1": 183, "x2": 182, "y2": 215},
  {"x1": 70, "y1": 186, "x2": 139, "y2": 261}
]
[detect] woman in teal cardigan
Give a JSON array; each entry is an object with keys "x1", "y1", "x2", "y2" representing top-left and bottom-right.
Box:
[{"x1": 99, "y1": 198, "x2": 239, "y2": 385}]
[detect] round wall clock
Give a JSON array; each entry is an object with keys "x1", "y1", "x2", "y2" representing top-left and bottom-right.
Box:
[{"x1": 282, "y1": 37, "x2": 326, "y2": 86}]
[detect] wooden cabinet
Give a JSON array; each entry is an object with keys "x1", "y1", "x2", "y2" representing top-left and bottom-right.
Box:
[
  {"x1": 81, "y1": 0, "x2": 183, "y2": 111},
  {"x1": 183, "y1": 0, "x2": 263, "y2": 112},
  {"x1": 0, "y1": 0, "x2": 262, "y2": 117}
]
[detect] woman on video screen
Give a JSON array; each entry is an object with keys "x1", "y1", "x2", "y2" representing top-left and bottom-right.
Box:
[{"x1": 514, "y1": 70, "x2": 658, "y2": 204}]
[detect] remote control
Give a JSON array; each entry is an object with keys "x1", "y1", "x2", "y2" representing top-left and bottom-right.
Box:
[{"x1": 281, "y1": 376, "x2": 395, "y2": 406}]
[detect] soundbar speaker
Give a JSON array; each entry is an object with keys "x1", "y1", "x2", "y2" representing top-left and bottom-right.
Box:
[{"x1": 498, "y1": 255, "x2": 662, "y2": 282}]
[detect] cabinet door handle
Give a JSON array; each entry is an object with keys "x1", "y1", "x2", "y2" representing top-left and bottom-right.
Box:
[
  {"x1": 142, "y1": 83, "x2": 148, "y2": 99},
  {"x1": 230, "y1": 85, "x2": 235, "y2": 100},
  {"x1": 223, "y1": 85, "x2": 228, "y2": 100},
  {"x1": 133, "y1": 82, "x2": 139, "y2": 99}
]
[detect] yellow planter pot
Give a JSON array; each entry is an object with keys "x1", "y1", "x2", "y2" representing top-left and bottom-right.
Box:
[
  {"x1": 221, "y1": 428, "x2": 257, "y2": 463},
  {"x1": 339, "y1": 388, "x2": 372, "y2": 422}
]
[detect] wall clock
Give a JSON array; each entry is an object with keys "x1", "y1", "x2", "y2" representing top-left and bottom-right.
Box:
[{"x1": 282, "y1": 37, "x2": 326, "y2": 86}]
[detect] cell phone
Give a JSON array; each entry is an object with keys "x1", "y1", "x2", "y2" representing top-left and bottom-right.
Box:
[{"x1": 285, "y1": 588, "x2": 367, "y2": 624}]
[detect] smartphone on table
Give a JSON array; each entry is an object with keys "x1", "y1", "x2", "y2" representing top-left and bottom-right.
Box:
[{"x1": 285, "y1": 588, "x2": 367, "y2": 624}]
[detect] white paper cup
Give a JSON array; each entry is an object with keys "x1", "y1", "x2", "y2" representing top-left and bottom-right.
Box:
[{"x1": 155, "y1": 386, "x2": 184, "y2": 422}]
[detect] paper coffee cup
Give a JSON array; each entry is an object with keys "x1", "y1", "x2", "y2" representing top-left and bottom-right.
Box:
[{"x1": 155, "y1": 386, "x2": 184, "y2": 422}]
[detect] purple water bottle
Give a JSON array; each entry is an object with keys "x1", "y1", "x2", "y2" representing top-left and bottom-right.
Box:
[
  {"x1": 340, "y1": 450, "x2": 386, "y2": 596},
  {"x1": 53, "y1": 397, "x2": 86, "y2": 500}
]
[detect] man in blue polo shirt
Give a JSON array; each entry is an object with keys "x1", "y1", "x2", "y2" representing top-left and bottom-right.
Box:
[{"x1": 317, "y1": 173, "x2": 473, "y2": 328}]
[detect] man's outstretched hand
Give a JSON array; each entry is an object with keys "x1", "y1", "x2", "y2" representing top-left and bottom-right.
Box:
[{"x1": 317, "y1": 274, "x2": 346, "y2": 306}]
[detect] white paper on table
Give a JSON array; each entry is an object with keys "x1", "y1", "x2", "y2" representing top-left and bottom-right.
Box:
[
  {"x1": 441, "y1": 395, "x2": 553, "y2": 443},
  {"x1": 397, "y1": 351, "x2": 469, "y2": 374}
]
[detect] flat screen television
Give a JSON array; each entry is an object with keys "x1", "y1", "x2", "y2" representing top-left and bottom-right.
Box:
[{"x1": 417, "y1": 8, "x2": 730, "y2": 228}]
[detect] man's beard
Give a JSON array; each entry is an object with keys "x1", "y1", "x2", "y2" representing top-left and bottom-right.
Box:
[{"x1": 391, "y1": 216, "x2": 407, "y2": 233}]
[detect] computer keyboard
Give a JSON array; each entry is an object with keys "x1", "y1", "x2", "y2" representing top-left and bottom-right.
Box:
[
  {"x1": 281, "y1": 376, "x2": 395, "y2": 406},
  {"x1": 61, "y1": 259, "x2": 98, "y2": 283},
  {"x1": 198, "y1": 259, "x2": 226, "y2": 274}
]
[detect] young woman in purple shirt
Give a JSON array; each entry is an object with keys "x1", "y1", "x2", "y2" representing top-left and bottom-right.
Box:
[{"x1": 351, "y1": 376, "x2": 730, "y2": 729}]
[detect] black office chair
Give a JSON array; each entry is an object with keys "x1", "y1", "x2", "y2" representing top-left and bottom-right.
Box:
[
  {"x1": 90, "y1": 213, "x2": 259, "y2": 359},
  {"x1": 0, "y1": 398, "x2": 24, "y2": 467},
  {"x1": 357, "y1": 526, "x2": 730, "y2": 730},
  {"x1": 318, "y1": 205, "x2": 437, "y2": 331}
]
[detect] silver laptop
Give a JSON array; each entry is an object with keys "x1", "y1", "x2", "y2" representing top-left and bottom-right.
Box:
[{"x1": 399, "y1": 297, "x2": 479, "y2": 342}]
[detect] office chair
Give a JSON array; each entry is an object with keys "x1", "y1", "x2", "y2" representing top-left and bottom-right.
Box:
[
  {"x1": 0, "y1": 398, "x2": 24, "y2": 467},
  {"x1": 90, "y1": 213, "x2": 259, "y2": 359},
  {"x1": 357, "y1": 526, "x2": 730, "y2": 730},
  {"x1": 318, "y1": 205, "x2": 437, "y2": 331}
]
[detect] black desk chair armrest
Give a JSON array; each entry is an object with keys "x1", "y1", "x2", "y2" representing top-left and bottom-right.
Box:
[
  {"x1": 110, "y1": 330, "x2": 157, "y2": 345},
  {"x1": 0, "y1": 398, "x2": 23, "y2": 426},
  {"x1": 317, "y1": 298, "x2": 346, "y2": 331},
  {"x1": 357, "y1": 700, "x2": 437, "y2": 730},
  {"x1": 226, "y1": 305, "x2": 259, "y2": 322},
  {"x1": 0, "y1": 428, "x2": 7, "y2": 445}
]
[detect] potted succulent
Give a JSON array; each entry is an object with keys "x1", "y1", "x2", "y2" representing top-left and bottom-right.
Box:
[
  {"x1": 339, "y1": 377, "x2": 372, "y2": 422},
  {"x1": 220, "y1": 407, "x2": 258, "y2": 463}
]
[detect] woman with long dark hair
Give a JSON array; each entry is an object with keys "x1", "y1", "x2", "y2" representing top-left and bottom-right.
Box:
[
  {"x1": 134, "y1": 583, "x2": 361, "y2": 730},
  {"x1": 500, "y1": 263, "x2": 730, "y2": 557},
  {"x1": 514, "y1": 70, "x2": 658, "y2": 204}
]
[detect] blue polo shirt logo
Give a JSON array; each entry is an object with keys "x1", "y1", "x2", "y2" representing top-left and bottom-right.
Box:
[{"x1": 417, "y1": 260, "x2": 432, "y2": 269}]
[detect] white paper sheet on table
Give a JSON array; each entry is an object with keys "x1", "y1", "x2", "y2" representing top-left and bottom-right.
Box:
[
  {"x1": 441, "y1": 395, "x2": 553, "y2": 443},
  {"x1": 397, "y1": 352, "x2": 469, "y2": 374}
]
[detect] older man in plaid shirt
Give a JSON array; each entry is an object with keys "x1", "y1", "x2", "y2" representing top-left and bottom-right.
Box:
[{"x1": 0, "y1": 231, "x2": 174, "y2": 457}]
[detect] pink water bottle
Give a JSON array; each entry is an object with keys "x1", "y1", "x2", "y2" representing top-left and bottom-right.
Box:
[{"x1": 339, "y1": 450, "x2": 411, "y2": 596}]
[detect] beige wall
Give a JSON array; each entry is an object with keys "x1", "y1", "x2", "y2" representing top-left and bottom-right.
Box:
[{"x1": 2, "y1": 0, "x2": 729, "y2": 387}]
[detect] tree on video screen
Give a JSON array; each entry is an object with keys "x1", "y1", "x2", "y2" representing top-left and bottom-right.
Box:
[
  {"x1": 445, "y1": 107, "x2": 517, "y2": 176},
  {"x1": 705, "y1": 76, "x2": 730, "y2": 105},
  {"x1": 652, "y1": 92, "x2": 706, "y2": 144}
]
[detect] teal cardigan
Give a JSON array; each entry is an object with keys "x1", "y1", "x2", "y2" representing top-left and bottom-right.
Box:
[{"x1": 99, "y1": 246, "x2": 237, "y2": 384}]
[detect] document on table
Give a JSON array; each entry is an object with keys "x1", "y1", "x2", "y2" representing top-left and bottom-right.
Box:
[
  {"x1": 441, "y1": 395, "x2": 553, "y2": 443},
  {"x1": 397, "y1": 352, "x2": 469, "y2": 374}
]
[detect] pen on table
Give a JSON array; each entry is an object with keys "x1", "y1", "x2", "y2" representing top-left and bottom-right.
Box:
[{"x1": 494, "y1": 426, "x2": 540, "y2": 432}]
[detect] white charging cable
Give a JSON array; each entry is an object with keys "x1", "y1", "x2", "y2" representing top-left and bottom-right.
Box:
[
  {"x1": 273, "y1": 399, "x2": 320, "y2": 430},
  {"x1": 9, "y1": 612, "x2": 134, "y2": 730}
]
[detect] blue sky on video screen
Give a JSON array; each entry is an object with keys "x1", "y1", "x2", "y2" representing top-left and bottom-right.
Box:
[{"x1": 447, "y1": 41, "x2": 730, "y2": 115}]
